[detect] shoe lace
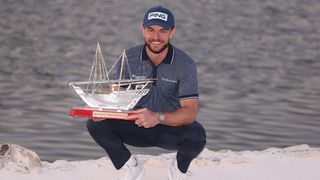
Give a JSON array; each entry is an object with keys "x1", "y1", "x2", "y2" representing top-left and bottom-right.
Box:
[
  {"x1": 170, "y1": 160, "x2": 192, "y2": 180},
  {"x1": 120, "y1": 163, "x2": 137, "y2": 179},
  {"x1": 175, "y1": 170, "x2": 188, "y2": 180}
]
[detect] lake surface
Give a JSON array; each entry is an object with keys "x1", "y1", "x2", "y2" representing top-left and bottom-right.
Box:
[{"x1": 1, "y1": 0, "x2": 320, "y2": 162}]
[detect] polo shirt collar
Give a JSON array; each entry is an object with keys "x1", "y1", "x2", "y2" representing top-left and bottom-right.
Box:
[{"x1": 141, "y1": 44, "x2": 174, "y2": 64}]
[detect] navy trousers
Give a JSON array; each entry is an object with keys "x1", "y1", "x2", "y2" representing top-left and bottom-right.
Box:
[{"x1": 87, "y1": 119, "x2": 206, "y2": 173}]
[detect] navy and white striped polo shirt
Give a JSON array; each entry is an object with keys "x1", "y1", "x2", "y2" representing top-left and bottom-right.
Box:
[{"x1": 124, "y1": 44, "x2": 199, "y2": 112}]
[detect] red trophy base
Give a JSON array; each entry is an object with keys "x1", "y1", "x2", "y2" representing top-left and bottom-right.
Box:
[{"x1": 69, "y1": 107, "x2": 138, "y2": 121}]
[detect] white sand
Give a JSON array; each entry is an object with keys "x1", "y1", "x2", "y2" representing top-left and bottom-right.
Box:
[{"x1": 1, "y1": 144, "x2": 320, "y2": 180}]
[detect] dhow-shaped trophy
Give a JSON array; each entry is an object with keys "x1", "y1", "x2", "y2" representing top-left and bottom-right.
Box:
[{"x1": 69, "y1": 43, "x2": 154, "y2": 120}]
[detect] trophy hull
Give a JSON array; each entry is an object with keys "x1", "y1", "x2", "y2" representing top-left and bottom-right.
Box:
[{"x1": 71, "y1": 85, "x2": 149, "y2": 110}]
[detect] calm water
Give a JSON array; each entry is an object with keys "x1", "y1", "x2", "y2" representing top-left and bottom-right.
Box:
[{"x1": 1, "y1": 0, "x2": 320, "y2": 162}]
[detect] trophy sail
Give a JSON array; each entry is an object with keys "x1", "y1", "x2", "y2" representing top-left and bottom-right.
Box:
[
  {"x1": 69, "y1": 43, "x2": 154, "y2": 111},
  {"x1": 86, "y1": 42, "x2": 109, "y2": 94}
]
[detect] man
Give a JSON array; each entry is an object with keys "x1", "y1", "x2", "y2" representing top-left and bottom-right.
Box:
[{"x1": 87, "y1": 6, "x2": 206, "y2": 180}]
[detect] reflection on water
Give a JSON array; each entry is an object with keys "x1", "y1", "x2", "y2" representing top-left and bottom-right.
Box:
[{"x1": 0, "y1": 0, "x2": 320, "y2": 161}]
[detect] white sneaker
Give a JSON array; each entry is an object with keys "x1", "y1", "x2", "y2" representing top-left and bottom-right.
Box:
[
  {"x1": 168, "y1": 158, "x2": 187, "y2": 180},
  {"x1": 119, "y1": 155, "x2": 144, "y2": 180}
]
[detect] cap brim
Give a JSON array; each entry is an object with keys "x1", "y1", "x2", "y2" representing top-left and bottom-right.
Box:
[{"x1": 143, "y1": 21, "x2": 172, "y2": 30}]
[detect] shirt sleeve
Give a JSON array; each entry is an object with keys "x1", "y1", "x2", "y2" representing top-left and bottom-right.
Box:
[{"x1": 178, "y1": 60, "x2": 199, "y2": 99}]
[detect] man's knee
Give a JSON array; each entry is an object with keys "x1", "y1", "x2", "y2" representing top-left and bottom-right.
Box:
[
  {"x1": 86, "y1": 119, "x2": 109, "y2": 137},
  {"x1": 87, "y1": 119, "x2": 98, "y2": 134},
  {"x1": 182, "y1": 122, "x2": 206, "y2": 150}
]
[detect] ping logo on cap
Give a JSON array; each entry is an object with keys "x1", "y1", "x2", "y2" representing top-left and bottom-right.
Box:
[{"x1": 148, "y1": 12, "x2": 168, "y2": 21}]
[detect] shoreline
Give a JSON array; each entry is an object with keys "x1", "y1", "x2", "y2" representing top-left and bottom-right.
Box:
[{"x1": 1, "y1": 144, "x2": 320, "y2": 180}]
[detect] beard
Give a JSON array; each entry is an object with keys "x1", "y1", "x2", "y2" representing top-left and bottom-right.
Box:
[{"x1": 145, "y1": 40, "x2": 169, "y2": 54}]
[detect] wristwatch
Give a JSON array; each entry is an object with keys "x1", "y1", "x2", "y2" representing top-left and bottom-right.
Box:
[{"x1": 158, "y1": 112, "x2": 165, "y2": 123}]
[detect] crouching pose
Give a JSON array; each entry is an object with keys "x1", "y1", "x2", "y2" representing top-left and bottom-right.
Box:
[{"x1": 87, "y1": 5, "x2": 206, "y2": 180}]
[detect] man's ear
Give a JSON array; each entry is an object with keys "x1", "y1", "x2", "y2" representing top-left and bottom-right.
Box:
[
  {"x1": 141, "y1": 24, "x2": 145, "y2": 35},
  {"x1": 170, "y1": 28, "x2": 176, "y2": 39}
]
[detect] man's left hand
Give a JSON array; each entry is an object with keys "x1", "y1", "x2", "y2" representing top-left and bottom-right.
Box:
[{"x1": 133, "y1": 108, "x2": 159, "y2": 128}]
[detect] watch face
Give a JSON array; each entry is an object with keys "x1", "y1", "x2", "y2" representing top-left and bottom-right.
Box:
[{"x1": 159, "y1": 113, "x2": 165, "y2": 121}]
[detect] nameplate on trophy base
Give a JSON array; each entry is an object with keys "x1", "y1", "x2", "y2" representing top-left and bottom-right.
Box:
[{"x1": 69, "y1": 107, "x2": 137, "y2": 121}]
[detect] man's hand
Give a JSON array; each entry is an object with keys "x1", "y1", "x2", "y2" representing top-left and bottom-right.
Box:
[
  {"x1": 132, "y1": 98, "x2": 198, "y2": 127},
  {"x1": 133, "y1": 108, "x2": 159, "y2": 128}
]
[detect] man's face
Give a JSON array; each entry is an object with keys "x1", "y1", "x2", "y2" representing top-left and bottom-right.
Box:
[{"x1": 142, "y1": 25, "x2": 175, "y2": 54}]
